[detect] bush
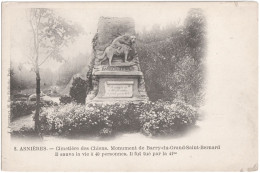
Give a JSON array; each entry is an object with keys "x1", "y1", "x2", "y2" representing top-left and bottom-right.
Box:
[
  {"x1": 10, "y1": 101, "x2": 35, "y2": 121},
  {"x1": 39, "y1": 103, "x2": 141, "y2": 136},
  {"x1": 70, "y1": 77, "x2": 88, "y2": 104},
  {"x1": 10, "y1": 100, "x2": 57, "y2": 121},
  {"x1": 59, "y1": 95, "x2": 72, "y2": 104},
  {"x1": 39, "y1": 100, "x2": 198, "y2": 137},
  {"x1": 139, "y1": 100, "x2": 197, "y2": 136}
]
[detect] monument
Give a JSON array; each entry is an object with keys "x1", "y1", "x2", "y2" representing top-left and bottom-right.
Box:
[{"x1": 86, "y1": 17, "x2": 148, "y2": 103}]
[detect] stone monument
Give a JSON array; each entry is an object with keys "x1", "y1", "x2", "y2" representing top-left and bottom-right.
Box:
[{"x1": 86, "y1": 17, "x2": 148, "y2": 103}]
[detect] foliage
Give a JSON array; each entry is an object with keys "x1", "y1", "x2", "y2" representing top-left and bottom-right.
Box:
[
  {"x1": 139, "y1": 100, "x2": 197, "y2": 136},
  {"x1": 68, "y1": 56, "x2": 95, "y2": 102},
  {"x1": 10, "y1": 101, "x2": 35, "y2": 121},
  {"x1": 59, "y1": 95, "x2": 72, "y2": 104},
  {"x1": 39, "y1": 100, "x2": 198, "y2": 137},
  {"x1": 28, "y1": 9, "x2": 83, "y2": 67},
  {"x1": 10, "y1": 101, "x2": 56, "y2": 121},
  {"x1": 137, "y1": 9, "x2": 206, "y2": 107},
  {"x1": 27, "y1": 8, "x2": 83, "y2": 131},
  {"x1": 69, "y1": 77, "x2": 89, "y2": 104}
]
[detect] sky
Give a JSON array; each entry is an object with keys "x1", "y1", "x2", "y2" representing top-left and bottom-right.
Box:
[{"x1": 10, "y1": 3, "x2": 190, "y2": 72}]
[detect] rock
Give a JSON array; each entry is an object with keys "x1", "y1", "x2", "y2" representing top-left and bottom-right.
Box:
[{"x1": 93, "y1": 17, "x2": 135, "y2": 54}]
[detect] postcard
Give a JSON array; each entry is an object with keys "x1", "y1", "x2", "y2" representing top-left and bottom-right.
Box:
[{"x1": 2, "y1": 2, "x2": 258, "y2": 171}]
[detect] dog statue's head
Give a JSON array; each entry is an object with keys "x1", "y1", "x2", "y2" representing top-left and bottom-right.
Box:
[{"x1": 130, "y1": 36, "x2": 136, "y2": 44}]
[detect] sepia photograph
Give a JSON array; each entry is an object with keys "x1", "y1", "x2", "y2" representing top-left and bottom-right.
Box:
[{"x1": 2, "y1": 2, "x2": 258, "y2": 171}]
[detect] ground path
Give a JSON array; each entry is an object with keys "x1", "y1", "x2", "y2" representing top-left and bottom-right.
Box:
[{"x1": 10, "y1": 114, "x2": 34, "y2": 131}]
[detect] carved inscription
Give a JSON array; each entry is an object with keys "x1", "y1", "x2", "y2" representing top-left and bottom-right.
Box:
[
  {"x1": 104, "y1": 81, "x2": 134, "y2": 98},
  {"x1": 102, "y1": 66, "x2": 134, "y2": 71}
]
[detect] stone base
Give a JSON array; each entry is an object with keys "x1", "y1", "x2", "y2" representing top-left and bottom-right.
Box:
[{"x1": 86, "y1": 71, "x2": 148, "y2": 104}]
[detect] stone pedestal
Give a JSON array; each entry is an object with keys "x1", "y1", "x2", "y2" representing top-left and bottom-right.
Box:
[
  {"x1": 86, "y1": 64, "x2": 148, "y2": 103},
  {"x1": 91, "y1": 71, "x2": 148, "y2": 102},
  {"x1": 86, "y1": 17, "x2": 148, "y2": 103}
]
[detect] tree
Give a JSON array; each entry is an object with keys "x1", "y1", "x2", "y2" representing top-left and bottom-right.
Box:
[
  {"x1": 28, "y1": 8, "x2": 82, "y2": 132},
  {"x1": 137, "y1": 9, "x2": 206, "y2": 106}
]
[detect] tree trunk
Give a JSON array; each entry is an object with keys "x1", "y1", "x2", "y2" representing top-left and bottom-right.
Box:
[{"x1": 35, "y1": 69, "x2": 41, "y2": 132}]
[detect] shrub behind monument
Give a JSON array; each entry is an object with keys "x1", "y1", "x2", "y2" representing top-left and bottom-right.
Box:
[{"x1": 69, "y1": 77, "x2": 88, "y2": 104}]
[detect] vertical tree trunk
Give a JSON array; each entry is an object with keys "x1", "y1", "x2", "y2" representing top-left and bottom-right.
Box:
[{"x1": 35, "y1": 69, "x2": 41, "y2": 132}]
